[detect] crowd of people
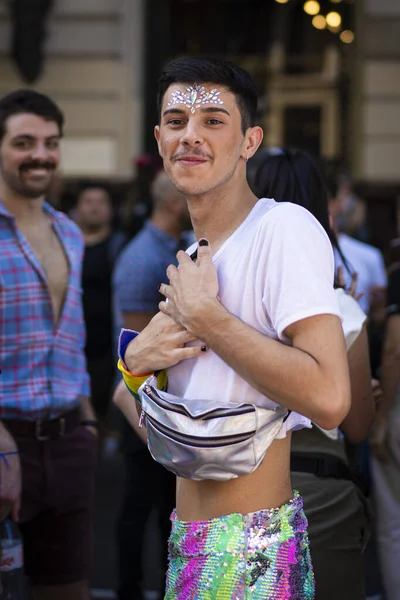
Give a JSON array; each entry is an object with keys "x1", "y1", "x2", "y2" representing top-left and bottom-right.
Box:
[{"x1": 0, "y1": 56, "x2": 399, "y2": 600}]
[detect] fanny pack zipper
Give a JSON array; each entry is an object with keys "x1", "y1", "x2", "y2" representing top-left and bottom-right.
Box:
[
  {"x1": 145, "y1": 413, "x2": 255, "y2": 448},
  {"x1": 142, "y1": 385, "x2": 255, "y2": 420}
]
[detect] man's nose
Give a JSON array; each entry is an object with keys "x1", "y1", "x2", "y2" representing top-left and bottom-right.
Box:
[
  {"x1": 30, "y1": 143, "x2": 49, "y2": 160},
  {"x1": 180, "y1": 120, "x2": 203, "y2": 146}
]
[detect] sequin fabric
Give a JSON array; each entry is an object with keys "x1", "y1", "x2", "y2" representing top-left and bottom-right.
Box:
[{"x1": 165, "y1": 492, "x2": 314, "y2": 599}]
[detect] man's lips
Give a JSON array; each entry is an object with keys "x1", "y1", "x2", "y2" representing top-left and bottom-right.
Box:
[{"x1": 175, "y1": 156, "x2": 208, "y2": 166}]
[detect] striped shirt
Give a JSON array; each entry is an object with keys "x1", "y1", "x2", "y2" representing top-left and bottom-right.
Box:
[{"x1": 0, "y1": 201, "x2": 90, "y2": 420}]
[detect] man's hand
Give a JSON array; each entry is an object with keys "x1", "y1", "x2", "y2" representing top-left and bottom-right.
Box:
[
  {"x1": 124, "y1": 310, "x2": 206, "y2": 374},
  {"x1": 0, "y1": 424, "x2": 21, "y2": 522},
  {"x1": 159, "y1": 240, "x2": 219, "y2": 335},
  {"x1": 336, "y1": 266, "x2": 364, "y2": 301}
]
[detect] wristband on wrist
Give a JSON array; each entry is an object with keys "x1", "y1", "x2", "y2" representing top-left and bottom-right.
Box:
[
  {"x1": 117, "y1": 359, "x2": 153, "y2": 398},
  {"x1": 117, "y1": 359, "x2": 168, "y2": 399},
  {"x1": 0, "y1": 451, "x2": 19, "y2": 468},
  {"x1": 80, "y1": 420, "x2": 99, "y2": 429}
]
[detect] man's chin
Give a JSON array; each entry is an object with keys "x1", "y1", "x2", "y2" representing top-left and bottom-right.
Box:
[
  {"x1": 20, "y1": 184, "x2": 53, "y2": 199},
  {"x1": 172, "y1": 177, "x2": 211, "y2": 197}
]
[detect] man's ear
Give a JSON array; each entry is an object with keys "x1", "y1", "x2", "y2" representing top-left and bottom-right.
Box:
[
  {"x1": 242, "y1": 126, "x2": 264, "y2": 161},
  {"x1": 154, "y1": 125, "x2": 162, "y2": 156}
]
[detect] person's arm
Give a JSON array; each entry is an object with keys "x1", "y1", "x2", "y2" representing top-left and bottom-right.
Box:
[
  {"x1": 370, "y1": 267, "x2": 400, "y2": 459},
  {"x1": 0, "y1": 421, "x2": 21, "y2": 522},
  {"x1": 78, "y1": 396, "x2": 99, "y2": 436},
  {"x1": 113, "y1": 311, "x2": 155, "y2": 423},
  {"x1": 370, "y1": 314, "x2": 400, "y2": 459},
  {"x1": 160, "y1": 241, "x2": 350, "y2": 430},
  {"x1": 123, "y1": 312, "x2": 155, "y2": 333},
  {"x1": 113, "y1": 380, "x2": 148, "y2": 443},
  {"x1": 340, "y1": 324, "x2": 375, "y2": 443},
  {"x1": 379, "y1": 315, "x2": 400, "y2": 419}
]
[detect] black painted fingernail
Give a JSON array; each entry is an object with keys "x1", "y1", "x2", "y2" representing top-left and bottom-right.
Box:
[
  {"x1": 158, "y1": 284, "x2": 162, "y2": 291},
  {"x1": 201, "y1": 345, "x2": 207, "y2": 352},
  {"x1": 198, "y1": 239, "x2": 209, "y2": 247}
]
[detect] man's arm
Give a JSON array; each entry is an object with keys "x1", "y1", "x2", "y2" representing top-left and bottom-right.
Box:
[
  {"x1": 113, "y1": 379, "x2": 148, "y2": 444},
  {"x1": 123, "y1": 312, "x2": 154, "y2": 333},
  {"x1": 340, "y1": 324, "x2": 375, "y2": 443},
  {"x1": 185, "y1": 303, "x2": 349, "y2": 430},
  {"x1": 160, "y1": 243, "x2": 350, "y2": 430},
  {"x1": 0, "y1": 421, "x2": 21, "y2": 521},
  {"x1": 370, "y1": 315, "x2": 400, "y2": 460},
  {"x1": 379, "y1": 315, "x2": 400, "y2": 419}
]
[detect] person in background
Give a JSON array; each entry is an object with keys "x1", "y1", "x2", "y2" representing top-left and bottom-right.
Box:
[
  {"x1": 329, "y1": 190, "x2": 387, "y2": 317},
  {"x1": 335, "y1": 170, "x2": 368, "y2": 243},
  {"x1": 113, "y1": 170, "x2": 192, "y2": 600},
  {"x1": 370, "y1": 264, "x2": 400, "y2": 600},
  {"x1": 0, "y1": 89, "x2": 97, "y2": 600},
  {"x1": 74, "y1": 186, "x2": 126, "y2": 435},
  {"x1": 252, "y1": 147, "x2": 375, "y2": 600}
]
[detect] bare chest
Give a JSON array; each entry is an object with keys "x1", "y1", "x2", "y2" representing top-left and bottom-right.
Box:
[{"x1": 19, "y1": 222, "x2": 70, "y2": 324}]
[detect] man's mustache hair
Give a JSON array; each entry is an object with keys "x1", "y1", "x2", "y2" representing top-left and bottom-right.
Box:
[
  {"x1": 20, "y1": 160, "x2": 56, "y2": 172},
  {"x1": 172, "y1": 148, "x2": 212, "y2": 160}
]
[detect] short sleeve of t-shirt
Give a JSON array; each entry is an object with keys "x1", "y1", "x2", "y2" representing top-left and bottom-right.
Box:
[
  {"x1": 114, "y1": 240, "x2": 163, "y2": 314},
  {"x1": 370, "y1": 249, "x2": 388, "y2": 288},
  {"x1": 387, "y1": 267, "x2": 400, "y2": 316},
  {"x1": 261, "y1": 203, "x2": 341, "y2": 340}
]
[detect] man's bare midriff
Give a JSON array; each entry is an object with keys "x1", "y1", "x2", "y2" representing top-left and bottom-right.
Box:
[{"x1": 176, "y1": 433, "x2": 293, "y2": 521}]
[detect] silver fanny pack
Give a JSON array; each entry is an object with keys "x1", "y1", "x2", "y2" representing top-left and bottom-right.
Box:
[{"x1": 138, "y1": 376, "x2": 289, "y2": 481}]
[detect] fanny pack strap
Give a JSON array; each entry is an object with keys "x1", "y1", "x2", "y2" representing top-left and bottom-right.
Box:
[{"x1": 291, "y1": 452, "x2": 367, "y2": 495}]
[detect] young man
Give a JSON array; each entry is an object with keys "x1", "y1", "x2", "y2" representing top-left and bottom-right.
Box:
[
  {"x1": 116, "y1": 58, "x2": 350, "y2": 599},
  {"x1": 0, "y1": 90, "x2": 97, "y2": 600}
]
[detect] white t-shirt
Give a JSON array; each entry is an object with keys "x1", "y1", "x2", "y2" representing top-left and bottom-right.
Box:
[
  {"x1": 167, "y1": 198, "x2": 342, "y2": 436},
  {"x1": 334, "y1": 233, "x2": 387, "y2": 313}
]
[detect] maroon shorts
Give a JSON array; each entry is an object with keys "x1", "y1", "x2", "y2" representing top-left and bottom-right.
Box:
[{"x1": 12, "y1": 423, "x2": 97, "y2": 585}]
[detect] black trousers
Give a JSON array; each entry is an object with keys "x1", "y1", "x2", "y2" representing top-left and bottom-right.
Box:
[{"x1": 116, "y1": 449, "x2": 176, "y2": 600}]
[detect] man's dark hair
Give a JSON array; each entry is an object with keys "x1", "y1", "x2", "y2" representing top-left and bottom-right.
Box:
[
  {"x1": 0, "y1": 89, "x2": 64, "y2": 141},
  {"x1": 157, "y1": 57, "x2": 258, "y2": 134}
]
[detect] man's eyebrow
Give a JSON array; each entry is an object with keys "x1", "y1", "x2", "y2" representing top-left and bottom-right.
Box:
[
  {"x1": 200, "y1": 107, "x2": 230, "y2": 116},
  {"x1": 162, "y1": 108, "x2": 186, "y2": 118},
  {"x1": 12, "y1": 134, "x2": 60, "y2": 141},
  {"x1": 162, "y1": 107, "x2": 231, "y2": 117}
]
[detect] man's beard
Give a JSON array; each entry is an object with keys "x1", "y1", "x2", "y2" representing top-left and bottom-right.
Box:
[{"x1": 0, "y1": 159, "x2": 57, "y2": 199}]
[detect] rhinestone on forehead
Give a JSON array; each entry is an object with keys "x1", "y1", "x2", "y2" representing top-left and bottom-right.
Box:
[{"x1": 167, "y1": 83, "x2": 224, "y2": 114}]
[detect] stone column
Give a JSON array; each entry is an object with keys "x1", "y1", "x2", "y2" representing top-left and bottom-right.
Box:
[{"x1": 352, "y1": 0, "x2": 400, "y2": 182}]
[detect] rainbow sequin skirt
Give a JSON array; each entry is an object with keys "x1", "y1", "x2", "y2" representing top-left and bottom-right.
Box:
[{"x1": 165, "y1": 492, "x2": 314, "y2": 599}]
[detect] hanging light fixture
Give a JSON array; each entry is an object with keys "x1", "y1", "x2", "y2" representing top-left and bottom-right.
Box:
[
  {"x1": 303, "y1": 1, "x2": 320, "y2": 16},
  {"x1": 326, "y1": 11, "x2": 342, "y2": 27},
  {"x1": 312, "y1": 14, "x2": 326, "y2": 29},
  {"x1": 340, "y1": 29, "x2": 355, "y2": 43}
]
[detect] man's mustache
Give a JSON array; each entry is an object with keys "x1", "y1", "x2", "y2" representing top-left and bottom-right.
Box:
[
  {"x1": 171, "y1": 149, "x2": 212, "y2": 161},
  {"x1": 20, "y1": 161, "x2": 56, "y2": 172}
]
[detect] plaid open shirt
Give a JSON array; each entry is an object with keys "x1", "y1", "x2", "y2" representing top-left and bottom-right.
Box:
[{"x1": 0, "y1": 201, "x2": 90, "y2": 421}]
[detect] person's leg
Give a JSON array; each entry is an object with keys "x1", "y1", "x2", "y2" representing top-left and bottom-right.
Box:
[
  {"x1": 116, "y1": 450, "x2": 155, "y2": 600},
  {"x1": 19, "y1": 425, "x2": 98, "y2": 599}
]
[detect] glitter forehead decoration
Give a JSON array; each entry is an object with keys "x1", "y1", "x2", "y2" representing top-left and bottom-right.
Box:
[{"x1": 167, "y1": 83, "x2": 224, "y2": 114}]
